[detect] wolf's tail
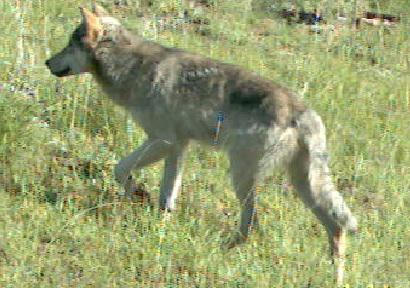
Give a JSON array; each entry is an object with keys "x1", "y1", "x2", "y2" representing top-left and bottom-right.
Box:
[{"x1": 296, "y1": 109, "x2": 358, "y2": 232}]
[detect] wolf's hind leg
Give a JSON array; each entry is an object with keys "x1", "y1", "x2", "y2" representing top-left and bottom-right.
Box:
[{"x1": 225, "y1": 144, "x2": 262, "y2": 248}]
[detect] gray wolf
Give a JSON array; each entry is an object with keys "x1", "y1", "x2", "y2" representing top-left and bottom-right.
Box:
[{"x1": 45, "y1": 4, "x2": 358, "y2": 284}]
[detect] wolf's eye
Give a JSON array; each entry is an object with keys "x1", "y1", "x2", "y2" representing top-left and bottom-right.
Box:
[
  {"x1": 70, "y1": 27, "x2": 85, "y2": 43},
  {"x1": 72, "y1": 34, "x2": 81, "y2": 42}
]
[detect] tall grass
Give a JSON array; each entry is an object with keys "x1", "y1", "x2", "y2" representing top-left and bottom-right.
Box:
[{"x1": 0, "y1": 0, "x2": 409, "y2": 287}]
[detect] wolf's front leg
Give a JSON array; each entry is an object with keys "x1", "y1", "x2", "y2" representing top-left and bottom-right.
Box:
[
  {"x1": 159, "y1": 143, "x2": 187, "y2": 211},
  {"x1": 114, "y1": 138, "x2": 174, "y2": 200}
]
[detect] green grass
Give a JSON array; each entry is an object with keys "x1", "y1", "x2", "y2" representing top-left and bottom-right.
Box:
[{"x1": 1, "y1": 0, "x2": 409, "y2": 287}]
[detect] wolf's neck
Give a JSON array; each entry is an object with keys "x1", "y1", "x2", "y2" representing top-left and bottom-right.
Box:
[
  {"x1": 94, "y1": 30, "x2": 165, "y2": 81},
  {"x1": 94, "y1": 44, "x2": 137, "y2": 87},
  {"x1": 92, "y1": 33, "x2": 167, "y2": 106}
]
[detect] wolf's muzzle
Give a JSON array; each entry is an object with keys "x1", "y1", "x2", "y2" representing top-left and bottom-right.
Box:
[{"x1": 45, "y1": 60, "x2": 71, "y2": 77}]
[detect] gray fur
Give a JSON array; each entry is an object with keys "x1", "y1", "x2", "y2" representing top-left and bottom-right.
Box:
[{"x1": 45, "y1": 5, "x2": 357, "y2": 275}]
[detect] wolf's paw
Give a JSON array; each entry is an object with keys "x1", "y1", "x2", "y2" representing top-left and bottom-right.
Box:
[
  {"x1": 118, "y1": 183, "x2": 152, "y2": 205},
  {"x1": 221, "y1": 232, "x2": 247, "y2": 250},
  {"x1": 346, "y1": 216, "x2": 358, "y2": 234},
  {"x1": 130, "y1": 183, "x2": 151, "y2": 201},
  {"x1": 160, "y1": 210, "x2": 172, "y2": 221}
]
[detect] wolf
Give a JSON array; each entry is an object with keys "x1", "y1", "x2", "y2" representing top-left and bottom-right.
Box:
[{"x1": 45, "y1": 4, "x2": 358, "y2": 284}]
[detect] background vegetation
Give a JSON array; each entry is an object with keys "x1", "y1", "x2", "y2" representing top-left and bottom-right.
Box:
[{"x1": 0, "y1": 0, "x2": 409, "y2": 286}]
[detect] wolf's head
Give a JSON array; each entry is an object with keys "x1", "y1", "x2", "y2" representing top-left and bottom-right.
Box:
[{"x1": 45, "y1": 4, "x2": 121, "y2": 77}]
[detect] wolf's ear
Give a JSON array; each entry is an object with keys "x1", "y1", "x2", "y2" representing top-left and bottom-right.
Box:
[
  {"x1": 80, "y1": 7, "x2": 102, "y2": 49},
  {"x1": 92, "y1": 4, "x2": 110, "y2": 17}
]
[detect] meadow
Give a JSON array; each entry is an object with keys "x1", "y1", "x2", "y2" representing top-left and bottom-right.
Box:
[{"x1": 0, "y1": 0, "x2": 409, "y2": 286}]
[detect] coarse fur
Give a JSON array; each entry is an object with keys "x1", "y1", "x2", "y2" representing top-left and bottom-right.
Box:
[{"x1": 45, "y1": 5, "x2": 358, "y2": 285}]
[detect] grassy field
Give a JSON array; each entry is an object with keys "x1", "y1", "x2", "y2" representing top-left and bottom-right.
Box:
[{"x1": 1, "y1": 0, "x2": 410, "y2": 287}]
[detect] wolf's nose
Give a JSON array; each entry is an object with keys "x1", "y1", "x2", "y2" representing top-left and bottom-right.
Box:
[{"x1": 45, "y1": 59, "x2": 50, "y2": 67}]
